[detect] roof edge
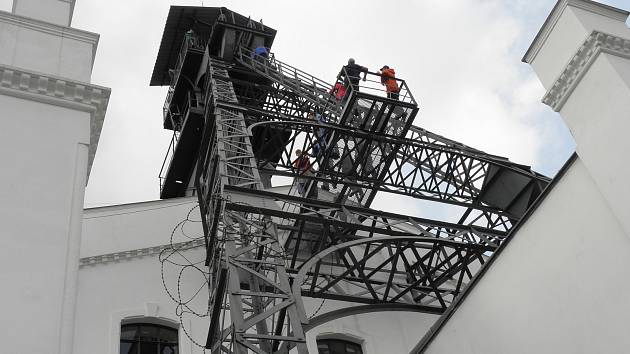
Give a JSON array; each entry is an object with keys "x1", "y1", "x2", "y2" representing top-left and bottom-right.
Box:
[{"x1": 84, "y1": 196, "x2": 197, "y2": 214}]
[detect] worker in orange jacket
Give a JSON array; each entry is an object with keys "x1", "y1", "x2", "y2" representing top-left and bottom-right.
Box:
[{"x1": 379, "y1": 65, "x2": 400, "y2": 100}]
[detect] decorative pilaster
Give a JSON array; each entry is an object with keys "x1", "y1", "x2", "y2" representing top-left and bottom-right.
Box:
[
  {"x1": 0, "y1": 64, "x2": 110, "y2": 179},
  {"x1": 542, "y1": 31, "x2": 630, "y2": 111}
]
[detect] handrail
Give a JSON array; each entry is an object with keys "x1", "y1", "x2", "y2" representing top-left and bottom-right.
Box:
[
  {"x1": 163, "y1": 33, "x2": 207, "y2": 125},
  {"x1": 338, "y1": 66, "x2": 417, "y2": 106},
  {"x1": 235, "y1": 46, "x2": 343, "y2": 120},
  {"x1": 235, "y1": 47, "x2": 417, "y2": 207},
  {"x1": 159, "y1": 130, "x2": 180, "y2": 193},
  {"x1": 236, "y1": 45, "x2": 419, "y2": 134},
  {"x1": 235, "y1": 43, "x2": 518, "y2": 203},
  {"x1": 162, "y1": 87, "x2": 175, "y2": 123},
  {"x1": 172, "y1": 33, "x2": 207, "y2": 88},
  {"x1": 158, "y1": 91, "x2": 199, "y2": 193}
]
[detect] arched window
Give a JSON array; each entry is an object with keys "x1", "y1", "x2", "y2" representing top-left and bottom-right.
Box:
[
  {"x1": 120, "y1": 323, "x2": 178, "y2": 354},
  {"x1": 317, "y1": 338, "x2": 363, "y2": 354}
]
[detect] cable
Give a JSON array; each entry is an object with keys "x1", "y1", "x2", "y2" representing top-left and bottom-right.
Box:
[{"x1": 84, "y1": 200, "x2": 197, "y2": 219}]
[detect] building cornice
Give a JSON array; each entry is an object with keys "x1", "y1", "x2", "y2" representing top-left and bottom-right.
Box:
[
  {"x1": 79, "y1": 239, "x2": 205, "y2": 267},
  {"x1": 542, "y1": 31, "x2": 630, "y2": 112},
  {"x1": 0, "y1": 10, "x2": 99, "y2": 64},
  {"x1": 523, "y1": 0, "x2": 629, "y2": 64},
  {"x1": 0, "y1": 64, "x2": 111, "y2": 181}
]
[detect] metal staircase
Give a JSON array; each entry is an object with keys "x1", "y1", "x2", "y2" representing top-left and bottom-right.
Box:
[
  {"x1": 196, "y1": 47, "x2": 549, "y2": 352},
  {"x1": 152, "y1": 8, "x2": 551, "y2": 353},
  {"x1": 198, "y1": 59, "x2": 308, "y2": 354},
  {"x1": 234, "y1": 46, "x2": 549, "y2": 229}
]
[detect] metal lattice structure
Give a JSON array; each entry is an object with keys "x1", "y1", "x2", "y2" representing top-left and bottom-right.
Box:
[{"x1": 151, "y1": 6, "x2": 550, "y2": 353}]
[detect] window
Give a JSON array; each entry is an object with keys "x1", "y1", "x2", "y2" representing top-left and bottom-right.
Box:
[
  {"x1": 317, "y1": 338, "x2": 363, "y2": 354},
  {"x1": 120, "y1": 323, "x2": 178, "y2": 354}
]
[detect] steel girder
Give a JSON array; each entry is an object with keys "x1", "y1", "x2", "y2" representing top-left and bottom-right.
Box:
[
  {"x1": 191, "y1": 37, "x2": 549, "y2": 354},
  {"x1": 235, "y1": 47, "x2": 343, "y2": 119},
  {"x1": 223, "y1": 186, "x2": 507, "y2": 251},
  {"x1": 228, "y1": 78, "x2": 312, "y2": 121},
  {"x1": 246, "y1": 120, "x2": 542, "y2": 232},
  {"x1": 232, "y1": 48, "x2": 548, "y2": 225},
  {"x1": 291, "y1": 236, "x2": 490, "y2": 315},
  {"x1": 210, "y1": 186, "x2": 496, "y2": 353},
  {"x1": 197, "y1": 58, "x2": 307, "y2": 354}
]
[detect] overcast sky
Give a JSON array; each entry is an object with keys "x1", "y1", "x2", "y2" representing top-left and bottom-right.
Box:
[{"x1": 3, "y1": 0, "x2": 627, "y2": 208}]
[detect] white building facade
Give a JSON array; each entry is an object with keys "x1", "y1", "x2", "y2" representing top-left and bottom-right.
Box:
[
  {"x1": 4, "y1": 0, "x2": 630, "y2": 353},
  {"x1": 0, "y1": 0, "x2": 109, "y2": 353},
  {"x1": 417, "y1": 1, "x2": 630, "y2": 353}
]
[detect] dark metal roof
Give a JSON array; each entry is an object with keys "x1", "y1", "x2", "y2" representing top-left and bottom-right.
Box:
[{"x1": 150, "y1": 6, "x2": 277, "y2": 86}]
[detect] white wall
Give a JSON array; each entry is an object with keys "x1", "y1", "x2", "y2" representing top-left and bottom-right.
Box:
[
  {"x1": 13, "y1": 0, "x2": 74, "y2": 27},
  {"x1": 81, "y1": 197, "x2": 201, "y2": 257},
  {"x1": 76, "y1": 197, "x2": 209, "y2": 354},
  {"x1": 421, "y1": 2, "x2": 630, "y2": 353},
  {"x1": 0, "y1": 93, "x2": 91, "y2": 354},
  {"x1": 76, "y1": 250, "x2": 209, "y2": 354},
  {"x1": 0, "y1": 3, "x2": 107, "y2": 353},
  {"x1": 559, "y1": 52, "x2": 630, "y2": 237},
  {"x1": 527, "y1": 0, "x2": 630, "y2": 235},
  {"x1": 527, "y1": 1, "x2": 630, "y2": 89},
  {"x1": 424, "y1": 157, "x2": 630, "y2": 354},
  {"x1": 0, "y1": 9, "x2": 98, "y2": 82}
]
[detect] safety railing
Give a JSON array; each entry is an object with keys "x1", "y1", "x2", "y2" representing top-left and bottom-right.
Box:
[
  {"x1": 338, "y1": 66, "x2": 416, "y2": 106},
  {"x1": 236, "y1": 48, "x2": 425, "y2": 210},
  {"x1": 162, "y1": 87, "x2": 175, "y2": 123},
  {"x1": 235, "y1": 46, "x2": 343, "y2": 120},
  {"x1": 158, "y1": 91, "x2": 199, "y2": 194},
  {"x1": 171, "y1": 33, "x2": 206, "y2": 88},
  {"x1": 163, "y1": 33, "x2": 207, "y2": 124},
  {"x1": 236, "y1": 46, "x2": 418, "y2": 138},
  {"x1": 274, "y1": 174, "x2": 328, "y2": 252},
  {"x1": 276, "y1": 155, "x2": 366, "y2": 225},
  {"x1": 159, "y1": 130, "x2": 180, "y2": 194}
]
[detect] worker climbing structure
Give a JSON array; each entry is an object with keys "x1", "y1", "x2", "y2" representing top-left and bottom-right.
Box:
[{"x1": 151, "y1": 6, "x2": 550, "y2": 354}]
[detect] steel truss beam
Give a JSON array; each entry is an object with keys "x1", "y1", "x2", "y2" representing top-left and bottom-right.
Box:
[
  {"x1": 187, "y1": 34, "x2": 550, "y2": 354},
  {"x1": 246, "y1": 120, "x2": 544, "y2": 231},
  {"x1": 197, "y1": 58, "x2": 307, "y2": 354},
  {"x1": 231, "y1": 48, "x2": 547, "y2": 223},
  {"x1": 234, "y1": 48, "x2": 343, "y2": 119},
  {"x1": 230, "y1": 78, "x2": 313, "y2": 121},
  {"x1": 292, "y1": 236, "x2": 490, "y2": 315},
  {"x1": 221, "y1": 189, "x2": 494, "y2": 307},
  {"x1": 215, "y1": 193, "x2": 491, "y2": 353},
  {"x1": 223, "y1": 186, "x2": 506, "y2": 250}
]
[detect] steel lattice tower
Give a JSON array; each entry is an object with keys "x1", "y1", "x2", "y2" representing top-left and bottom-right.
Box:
[{"x1": 151, "y1": 6, "x2": 550, "y2": 353}]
